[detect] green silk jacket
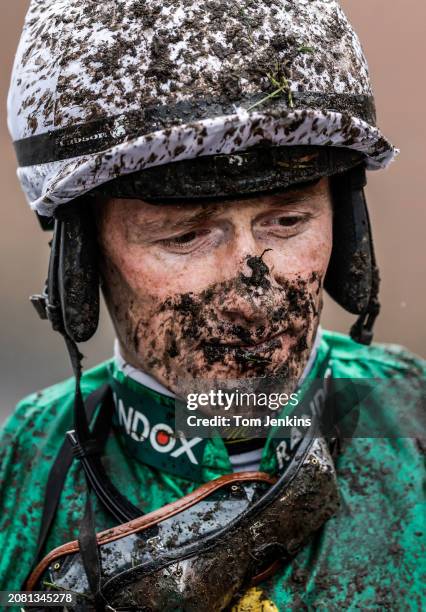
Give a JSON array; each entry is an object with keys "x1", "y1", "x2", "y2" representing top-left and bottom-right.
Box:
[{"x1": 0, "y1": 331, "x2": 424, "y2": 611}]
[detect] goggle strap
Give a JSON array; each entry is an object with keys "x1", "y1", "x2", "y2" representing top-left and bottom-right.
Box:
[
  {"x1": 78, "y1": 492, "x2": 106, "y2": 610},
  {"x1": 21, "y1": 385, "x2": 110, "y2": 590}
]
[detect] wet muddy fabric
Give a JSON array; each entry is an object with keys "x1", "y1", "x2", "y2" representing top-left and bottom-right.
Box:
[{"x1": 0, "y1": 330, "x2": 425, "y2": 610}]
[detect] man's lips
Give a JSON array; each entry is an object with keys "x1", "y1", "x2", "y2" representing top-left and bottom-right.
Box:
[{"x1": 203, "y1": 330, "x2": 287, "y2": 353}]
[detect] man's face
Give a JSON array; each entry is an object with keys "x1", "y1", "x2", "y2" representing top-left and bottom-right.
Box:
[{"x1": 95, "y1": 178, "x2": 333, "y2": 395}]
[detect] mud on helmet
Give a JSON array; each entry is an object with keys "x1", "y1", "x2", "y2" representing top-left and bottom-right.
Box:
[{"x1": 8, "y1": 0, "x2": 398, "y2": 348}]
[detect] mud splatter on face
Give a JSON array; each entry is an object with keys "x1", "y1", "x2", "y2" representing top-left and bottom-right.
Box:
[
  {"x1": 97, "y1": 178, "x2": 333, "y2": 396},
  {"x1": 102, "y1": 249, "x2": 322, "y2": 396}
]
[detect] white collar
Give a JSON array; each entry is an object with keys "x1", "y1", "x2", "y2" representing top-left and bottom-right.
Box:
[{"x1": 114, "y1": 340, "x2": 177, "y2": 399}]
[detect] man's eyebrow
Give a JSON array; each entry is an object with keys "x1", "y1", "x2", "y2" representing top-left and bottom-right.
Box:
[
  {"x1": 145, "y1": 187, "x2": 313, "y2": 228},
  {"x1": 269, "y1": 193, "x2": 312, "y2": 206},
  {"x1": 126, "y1": 205, "x2": 220, "y2": 238},
  {"x1": 125, "y1": 185, "x2": 318, "y2": 239}
]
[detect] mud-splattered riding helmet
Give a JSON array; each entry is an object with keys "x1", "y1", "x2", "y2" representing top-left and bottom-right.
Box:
[{"x1": 8, "y1": 0, "x2": 397, "y2": 347}]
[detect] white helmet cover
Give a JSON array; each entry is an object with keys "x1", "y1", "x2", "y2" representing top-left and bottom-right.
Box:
[{"x1": 8, "y1": 0, "x2": 398, "y2": 217}]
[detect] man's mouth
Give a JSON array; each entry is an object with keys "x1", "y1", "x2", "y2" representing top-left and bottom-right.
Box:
[{"x1": 203, "y1": 330, "x2": 287, "y2": 354}]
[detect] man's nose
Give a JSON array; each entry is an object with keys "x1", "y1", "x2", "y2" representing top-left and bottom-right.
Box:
[
  {"x1": 219, "y1": 243, "x2": 279, "y2": 328},
  {"x1": 220, "y1": 224, "x2": 278, "y2": 287},
  {"x1": 220, "y1": 291, "x2": 267, "y2": 327}
]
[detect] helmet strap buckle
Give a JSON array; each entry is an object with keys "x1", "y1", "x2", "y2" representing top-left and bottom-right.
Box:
[{"x1": 30, "y1": 293, "x2": 48, "y2": 321}]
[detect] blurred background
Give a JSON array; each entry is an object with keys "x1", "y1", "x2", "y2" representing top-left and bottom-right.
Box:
[{"x1": 1, "y1": 1, "x2": 424, "y2": 422}]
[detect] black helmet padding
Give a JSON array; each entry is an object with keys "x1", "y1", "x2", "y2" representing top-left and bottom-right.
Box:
[
  {"x1": 326, "y1": 165, "x2": 379, "y2": 315},
  {"x1": 32, "y1": 202, "x2": 99, "y2": 344}
]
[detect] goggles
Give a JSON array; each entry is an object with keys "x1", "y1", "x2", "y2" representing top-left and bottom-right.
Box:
[{"x1": 26, "y1": 428, "x2": 339, "y2": 611}]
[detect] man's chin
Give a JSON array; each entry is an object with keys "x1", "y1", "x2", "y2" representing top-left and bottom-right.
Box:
[{"x1": 169, "y1": 333, "x2": 311, "y2": 392}]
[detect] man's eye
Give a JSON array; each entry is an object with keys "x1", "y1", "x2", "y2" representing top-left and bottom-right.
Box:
[
  {"x1": 160, "y1": 229, "x2": 211, "y2": 250},
  {"x1": 277, "y1": 216, "x2": 302, "y2": 227},
  {"x1": 265, "y1": 214, "x2": 306, "y2": 228},
  {"x1": 170, "y1": 231, "x2": 198, "y2": 244},
  {"x1": 256, "y1": 212, "x2": 311, "y2": 238}
]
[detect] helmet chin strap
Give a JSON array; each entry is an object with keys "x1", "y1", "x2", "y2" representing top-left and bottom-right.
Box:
[
  {"x1": 349, "y1": 189, "x2": 381, "y2": 346},
  {"x1": 350, "y1": 266, "x2": 380, "y2": 345}
]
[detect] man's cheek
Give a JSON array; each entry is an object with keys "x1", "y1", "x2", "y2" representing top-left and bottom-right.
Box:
[
  {"x1": 276, "y1": 234, "x2": 331, "y2": 281},
  {"x1": 132, "y1": 306, "x2": 191, "y2": 370},
  {"x1": 101, "y1": 260, "x2": 163, "y2": 358}
]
